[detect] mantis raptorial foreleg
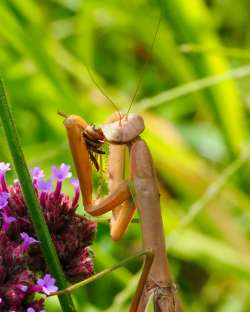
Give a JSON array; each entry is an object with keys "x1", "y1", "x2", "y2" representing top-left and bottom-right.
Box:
[
  {"x1": 62, "y1": 113, "x2": 182, "y2": 311},
  {"x1": 107, "y1": 113, "x2": 136, "y2": 240}
]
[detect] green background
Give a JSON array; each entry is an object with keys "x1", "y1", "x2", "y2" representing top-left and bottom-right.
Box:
[{"x1": 0, "y1": 0, "x2": 250, "y2": 311}]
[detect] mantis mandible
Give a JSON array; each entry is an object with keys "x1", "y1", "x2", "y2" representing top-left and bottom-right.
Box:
[{"x1": 61, "y1": 112, "x2": 182, "y2": 312}]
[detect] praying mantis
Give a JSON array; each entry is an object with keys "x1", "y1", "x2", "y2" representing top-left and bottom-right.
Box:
[
  {"x1": 61, "y1": 112, "x2": 182, "y2": 311},
  {"x1": 60, "y1": 13, "x2": 182, "y2": 312}
]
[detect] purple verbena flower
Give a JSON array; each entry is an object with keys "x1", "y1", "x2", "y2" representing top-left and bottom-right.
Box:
[
  {"x1": 0, "y1": 162, "x2": 10, "y2": 174},
  {"x1": 51, "y1": 164, "x2": 72, "y2": 182},
  {"x1": 0, "y1": 162, "x2": 96, "y2": 310},
  {"x1": 37, "y1": 178, "x2": 53, "y2": 193},
  {"x1": 36, "y1": 274, "x2": 58, "y2": 295},
  {"x1": 37, "y1": 178, "x2": 53, "y2": 208},
  {"x1": 71, "y1": 177, "x2": 79, "y2": 189},
  {"x1": 0, "y1": 163, "x2": 10, "y2": 192},
  {"x1": 51, "y1": 164, "x2": 72, "y2": 200},
  {"x1": 0, "y1": 192, "x2": 9, "y2": 209},
  {"x1": 31, "y1": 167, "x2": 44, "y2": 186},
  {"x1": 32, "y1": 167, "x2": 44, "y2": 179},
  {"x1": 2, "y1": 213, "x2": 16, "y2": 231},
  {"x1": 20, "y1": 232, "x2": 39, "y2": 253}
]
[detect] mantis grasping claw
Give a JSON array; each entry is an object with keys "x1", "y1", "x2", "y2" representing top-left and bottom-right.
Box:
[{"x1": 62, "y1": 112, "x2": 182, "y2": 311}]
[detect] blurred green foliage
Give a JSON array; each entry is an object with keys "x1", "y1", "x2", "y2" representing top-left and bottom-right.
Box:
[{"x1": 0, "y1": 0, "x2": 250, "y2": 311}]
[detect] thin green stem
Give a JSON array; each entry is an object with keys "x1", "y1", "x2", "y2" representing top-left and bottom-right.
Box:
[
  {"x1": 136, "y1": 64, "x2": 250, "y2": 111},
  {"x1": 180, "y1": 43, "x2": 250, "y2": 59},
  {"x1": 51, "y1": 249, "x2": 154, "y2": 297},
  {"x1": 0, "y1": 80, "x2": 76, "y2": 312}
]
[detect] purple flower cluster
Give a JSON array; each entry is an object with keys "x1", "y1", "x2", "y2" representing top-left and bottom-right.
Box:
[{"x1": 0, "y1": 163, "x2": 96, "y2": 311}]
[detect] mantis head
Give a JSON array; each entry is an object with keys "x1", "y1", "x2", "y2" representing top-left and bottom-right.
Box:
[{"x1": 101, "y1": 113, "x2": 145, "y2": 144}]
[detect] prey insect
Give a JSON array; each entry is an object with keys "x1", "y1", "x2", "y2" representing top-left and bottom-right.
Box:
[{"x1": 61, "y1": 13, "x2": 182, "y2": 312}]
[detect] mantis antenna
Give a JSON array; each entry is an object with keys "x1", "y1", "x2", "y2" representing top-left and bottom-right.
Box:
[
  {"x1": 84, "y1": 63, "x2": 122, "y2": 124},
  {"x1": 58, "y1": 111, "x2": 68, "y2": 118},
  {"x1": 83, "y1": 12, "x2": 162, "y2": 122},
  {"x1": 126, "y1": 13, "x2": 162, "y2": 116}
]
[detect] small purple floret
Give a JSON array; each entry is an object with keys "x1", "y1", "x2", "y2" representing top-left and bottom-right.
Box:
[
  {"x1": 71, "y1": 177, "x2": 79, "y2": 189},
  {"x1": 51, "y1": 164, "x2": 72, "y2": 182},
  {"x1": 2, "y1": 213, "x2": 16, "y2": 231},
  {"x1": 0, "y1": 192, "x2": 9, "y2": 209},
  {"x1": 37, "y1": 178, "x2": 53, "y2": 193},
  {"x1": 20, "y1": 232, "x2": 39, "y2": 252},
  {"x1": 0, "y1": 162, "x2": 10, "y2": 174},
  {"x1": 0, "y1": 163, "x2": 10, "y2": 192},
  {"x1": 31, "y1": 167, "x2": 44, "y2": 180},
  {"x1": 36, "y1": 274, "x2": 58, "y2": 295}
]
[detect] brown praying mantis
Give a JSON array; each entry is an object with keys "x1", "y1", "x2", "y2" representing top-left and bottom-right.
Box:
[
  {"x1": 60, "y1": 14, "x2": 183, "y2": 312},
  {"x1": 61, "y1": 112, "x2": 182, "y2": 311}
]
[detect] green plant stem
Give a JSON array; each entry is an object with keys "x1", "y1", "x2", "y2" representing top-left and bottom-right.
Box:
[
  {"x1": 0, "y1": 80, "x2": 76, "y2": 312},
  {"x1": 136, "y1": 64, "x2": 250, "y2": 112},
  {"x1": 51, "y1": 249, "x2": 154, "y2": 296},
  {"x1": 180, "y1": 43, "x2": 250, "y2": 59}
]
